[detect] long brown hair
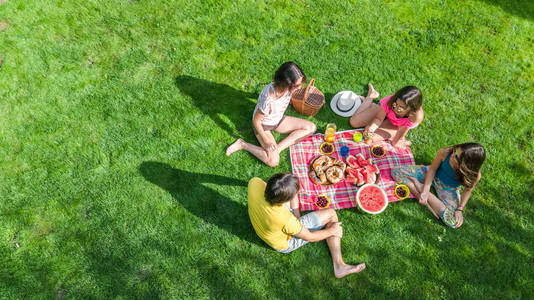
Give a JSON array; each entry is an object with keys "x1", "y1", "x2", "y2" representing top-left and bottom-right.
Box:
[
  {"x1": 453, "y1": 143, "x2": 485, "y2": 188},
  {"x1": 273, "y1": 62, "x2": 306, "y2": 92},
  {"x1": 387, "y1": 86, "x2": 423, "y2": 114}
]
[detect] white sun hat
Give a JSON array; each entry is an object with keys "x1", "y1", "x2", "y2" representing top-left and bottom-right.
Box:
[{"x1": 330, "y1": 91, "x2": 362, "y2": 117}]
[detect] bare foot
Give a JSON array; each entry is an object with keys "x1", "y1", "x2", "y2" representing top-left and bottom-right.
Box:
[
  {"x1": 226, "y1": 139, "x2": 244, "y2": 156},
  {"x1": 334, "y1": 263, "x2": 366, "y2": 278},
  {"x1": 367, "y1": 83, "x2": 379, "y2": 99}
]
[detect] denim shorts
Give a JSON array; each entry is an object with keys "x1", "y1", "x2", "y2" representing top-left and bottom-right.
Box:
[{"x1": 277, "y1": 207, "x2": 323, "y2": 254}]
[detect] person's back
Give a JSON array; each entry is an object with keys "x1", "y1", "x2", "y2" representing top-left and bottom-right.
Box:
[{"x1": 247, "y1": 177, "x2": 302, "y2": 250}]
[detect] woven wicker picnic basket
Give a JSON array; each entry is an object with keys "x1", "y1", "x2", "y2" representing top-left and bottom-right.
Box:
[{"x1": 291, "y1": 78, "x2": 325, "y2": 117}]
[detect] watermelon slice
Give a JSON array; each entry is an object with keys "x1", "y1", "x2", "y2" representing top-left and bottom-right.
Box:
[
  {"x1": 366, "y1": 172, "x2": 377, "y2": 184},
  {"x1": 355, "y1": 171, "x2": 365, "y2": 186},
  {"x1": 356, "y1": 184, "x2": 388, "y2": 214},
  {"x1": 365, "y1": 164, "x2": 379, "y2": 174},
  {"x1": 346, "y1": 155, "x2": 360, "y2": 169},
  {"x1": 356, "y1": 154, "x2": 366, "y2": 166},
  {"x1": 346, "y1": 174, "x2": 357, "y2": 185}
]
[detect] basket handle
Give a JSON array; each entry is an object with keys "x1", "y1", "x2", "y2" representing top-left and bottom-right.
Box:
[{"x1": 302, "y1": 78, "x2": 315, "y2": 101}]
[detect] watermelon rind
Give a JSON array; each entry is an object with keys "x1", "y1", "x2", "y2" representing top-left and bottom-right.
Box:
[{"x1": 356, "y1": 184, "x2": 388, "y2": 214}]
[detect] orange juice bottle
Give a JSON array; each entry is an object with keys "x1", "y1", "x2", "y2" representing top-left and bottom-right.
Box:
[{"x1": 325, "y1": 123, "x2": 336, "y2": 143}]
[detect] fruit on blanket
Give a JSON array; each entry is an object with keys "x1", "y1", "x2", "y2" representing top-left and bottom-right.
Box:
[
  {"x1": 365, "y1": 164, "x2": 379, "y2": 174},
  {"x1": 356, "y1": 154, "x2": 366, "y2": 166},
  {"x1": 357, "y1": 184, "x2": 388, "y2": 214},
  {"x1": 359, "y1": 158, "x2": 370, "y2": 167},
  {"x1": 346, "y1": 174, "x2": 357, "y2": 185},
  {"x1": 364, "y1": 172, "x2": 377, "y2": 185},
  {"x1": 355, "y1": 171, "x2": 365, "y2": 186},
  {"x1": 346, "y1": 155, "x2": 359, "y2": 169},
  {"x1": 320, "y1": 142, "x2": 334, "y2": 154},
  {"x1": 346, "y1": 167, "x2": 358, "y2": 178},
  {"x1": 371, "y1": 145, "x2": 386, "y2": 158},
  {"x1": 315, "y1": 195, "x2": 331, "y2": 209},
  {"x1": 345, "y1": 154, "x2": 379, "y2": 186},
  {"x1": 394, "y1": 184, "x2": 410, "y2": 199}
]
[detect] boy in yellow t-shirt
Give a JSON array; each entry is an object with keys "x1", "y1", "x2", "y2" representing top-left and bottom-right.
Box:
[{"x1": 247, "y1": 173, "x2": 366, "y2": 278}]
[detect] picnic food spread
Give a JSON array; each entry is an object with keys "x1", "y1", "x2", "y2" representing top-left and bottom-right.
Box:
[
  {"x1": 357, "y1": 184, "x2": 388, "y2": 214},
  {"x1": 345, "y1": 154, "x2": 379, "y2": 186},
  {"x1": 309, "y1": 155, "x2": 346, "y2": 185}
]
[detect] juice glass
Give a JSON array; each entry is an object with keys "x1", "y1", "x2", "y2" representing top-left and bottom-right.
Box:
[{"x1": 325, "y1": 123, "x2": 336, "y2": 142}]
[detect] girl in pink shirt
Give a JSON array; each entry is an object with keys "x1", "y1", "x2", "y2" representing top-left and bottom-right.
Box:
[
  {"x1": 350, "y1": 86, "x2": 424, "y2": 148},
  {"x1": 226, "y1": 62, "x2": 316, "y2": 166}
]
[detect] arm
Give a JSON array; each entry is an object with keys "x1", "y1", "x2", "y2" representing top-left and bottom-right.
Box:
[
  {"x1": 363, "y1": 107, "x2": 386, "y2": 141},
  {"x1": 454, "y1": 172, "x2": 481, "y2": 228},
  {"x1": 420, "y1": 148, "x2": 450, "y2": 204},
  {"x1": 293, "y1": 222, "x2": 342, "y2": 242},
  {"x1": 390, "y1": 109, "x2": 424, "y2": 147},
  {"x1": 390, "y1": 126, "x2": 409, "y2": 147},
  {"x1": 253, "y1": 110, "x2": 277, "y2": 152},
  {"x1": 289, "y1": 194, "x2": 301, "y2": 219}
]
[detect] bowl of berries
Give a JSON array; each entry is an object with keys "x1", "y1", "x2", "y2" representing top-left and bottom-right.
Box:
[
  {"x1": 314, "y1": 194, "x2": 331, "y2": 209},
  {"x1": 371, "y1": 145, "x2": 386, "y2": 158},
  {"x1": 394, "y1": 184, "x2": 410, "y2": 200},
  {"x1": 319, "y1": 142, "x2": 334, "y2": 155}
]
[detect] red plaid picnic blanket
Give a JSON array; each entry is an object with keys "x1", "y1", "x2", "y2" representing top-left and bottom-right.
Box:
[{"x1": 289, "y1": 129, "x2": 415, "y2": 211}]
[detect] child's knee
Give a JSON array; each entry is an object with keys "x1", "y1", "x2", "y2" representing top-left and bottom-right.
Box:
[
  {"x1": 327, "y1": 208, "x2": 338, "y2": 222},
  {"x1": 266, "y1": 154, "x2": 280, "y2": 167}
]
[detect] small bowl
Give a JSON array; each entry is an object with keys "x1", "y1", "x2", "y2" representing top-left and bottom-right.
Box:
[
  {"x1": 394, "y1": 184, "x2": 410, "y2": 199},
  {"x1": 319, "y1": 142, "x2": 334, "y2": 155},
  {"x1": 353, "y1": 132, "x2": 363, "y2": 143},
  {"x1": 371, "y1": 145, "x2": 386, "y2": 158},
  {"x1": 314, "y1": 194, "x2": 331, "y2": 209}
]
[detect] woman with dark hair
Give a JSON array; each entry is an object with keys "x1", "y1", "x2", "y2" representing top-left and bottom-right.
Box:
[
  {"x1": 350, "y1": 86, "x2": 424, "y2": 148},
  {"x1": 226, "y1": 62, "x2": 316, "y2": 166},
  {"x1": 392, "y1": 143, "x2": 486, "y2": 228}
]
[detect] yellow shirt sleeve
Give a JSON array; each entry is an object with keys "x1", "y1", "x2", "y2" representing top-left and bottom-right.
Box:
[{"x1": 282, "y1": 213, "x2": 303, "y2": 237}]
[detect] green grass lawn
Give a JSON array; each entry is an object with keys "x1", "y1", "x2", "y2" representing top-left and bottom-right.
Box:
[{"x1": 1, "y1": 0, "x2": 533, "y2": 298}]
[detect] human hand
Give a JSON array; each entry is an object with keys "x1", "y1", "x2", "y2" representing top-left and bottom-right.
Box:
[
  {"x1": 264, "y1": 142, "x2": 277, "y2": 152},
  {"x1": 455, "y1": 210, "x2": 464, "y2": 228},
  {"x1": 326, "y1": 222, "x2": 343, "y2": 238},
  {"x1": 392, "y1": 139, "x2": 412, "y2": 149},
  {"x1": 419, "y1": 191, "x2": 429, "y2": 205}
]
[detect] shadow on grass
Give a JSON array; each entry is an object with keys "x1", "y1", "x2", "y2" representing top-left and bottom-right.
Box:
[
  {"x1": 175, "y1": 75, "x2": 259, "y2": 140},
  {"x1": 480, "y1": 0, "x2": 534, "y2": 20},
  {"x1": 138, "y1": 161, "x2": 266, "y2": 248}
]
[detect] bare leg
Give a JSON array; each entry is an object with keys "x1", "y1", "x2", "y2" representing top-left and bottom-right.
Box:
[
  {"x1": 365, "y1": 83, "x2": 379, "y2": 100},
  {"x1": 225, "y1": 133, "x2": 281, "y2": 167},
  {"x1": 274, "y1": 116, "x2": 316, "y2": 152},
  {"x1": 313, "y1": 209, "x2": 366, "y2": 278},
  {"x1": 350, "y1": 103, "x2": 380, "y2": 128},
  {"x1": 408, "y1": 177, "x2": 441, "y2": 219},
  {"x1": 349, "y1": 83, "x2": 380, "y2": 119}
]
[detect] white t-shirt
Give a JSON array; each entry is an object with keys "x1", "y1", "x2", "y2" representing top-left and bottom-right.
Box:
[{"x1": 252, "y1": 83, "x2": 291, "y2": 127}]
